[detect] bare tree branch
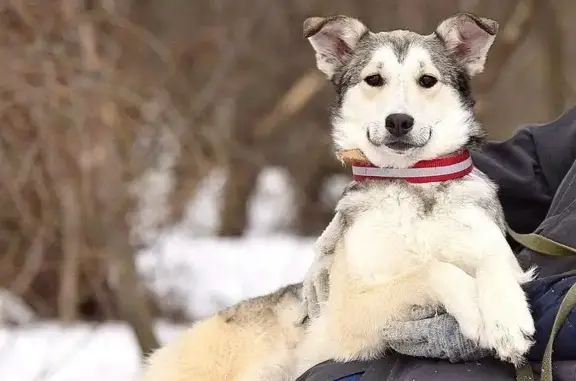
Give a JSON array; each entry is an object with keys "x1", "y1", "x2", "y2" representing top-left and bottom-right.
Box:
[
  {"x1": 57, "y1": 183, "x2": 81, "y2": 322},
  {"x1": 99, "y1": 98, "x2": 160, "y2": 356},
  {"x1": 10, "y1": 230, "x2": 44, "y2": 298},
  {"x1": 475, "y1": 0, "x2": 540, "y2": 94},
  {"x1": 107, "y1": 241, "x2": 160, "y2": 356},
  {"x1": 253, "y1": 70, "x2": 325, "y2": 139}
]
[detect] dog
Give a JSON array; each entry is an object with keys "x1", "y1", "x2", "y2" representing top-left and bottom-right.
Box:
[
  {"x1": 139, "y1": 13, "x2": 536, "y2": 381},
  {"x1": 295, "y1": 12, "x2": 535, "y2": 370}
]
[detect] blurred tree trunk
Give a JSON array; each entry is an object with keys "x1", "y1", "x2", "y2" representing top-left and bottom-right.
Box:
[
  {"x1": 218, "y1": 71, "x2": 327, "y2": 237},
  {"x1": 218, "y1": 158, "x2": 260, "y2": 237},
  {"x1": 292, "y1": 164, "x2": 336, "y2": 236},
  {"x1": 475, "y1": 0, "x2": 539, "y2": 95},
  {"x1": 94, "y1": 33, "x2": 159, "y2": 353},
  {"x1": 57, "y1": 183, "x2": 81, "y2": 322},
  {"x1": 473, "y1": 0, "x2": 539, "y2": 128},
  {"x1": 538, "y1": 1, "x2": 566, "y2": 118},
  {"x1": 107, "y1": 234, "x2": 160, "y2": 357}
]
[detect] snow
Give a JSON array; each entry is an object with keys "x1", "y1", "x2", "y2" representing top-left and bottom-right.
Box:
[
  {"x1": 0, "y1": 321, "x2": 181, "y2": 381},
  {"x1": 182, "y1": 167, "x2": 297, "y2": 237},
  {"x1": 0, "y1": 289, "x2": 36, "y2": 325},
  {"x1": 139, "y1": 234, "x2": 315, "y2": 319},
  {"x1": 136, "y1": 167, "x2": 328, "y2": 319},
  {"x1": 1, "y1": 166, "x2": 344, "y2": 381}
]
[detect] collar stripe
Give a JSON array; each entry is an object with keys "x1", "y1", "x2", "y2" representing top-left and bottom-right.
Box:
[
  {"x1": 351, "y1": 150, "x2": 474, "y2": 184},
  {"x1": 352, "y1": 156, "x2": 473, "y2": 178}
]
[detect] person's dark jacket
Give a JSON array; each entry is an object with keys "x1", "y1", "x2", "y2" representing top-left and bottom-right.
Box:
[
  {"x1": 296, "y1": 106, "x2": 576, "y2": 381},
  {"x1": 472, "y1": 107, "x2": 576, "y2": 362}
]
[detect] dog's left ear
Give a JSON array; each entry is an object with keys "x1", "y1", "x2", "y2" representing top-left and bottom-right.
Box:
[{"x1": 435, "y1": 13, "x2": 499, "y2": 76}]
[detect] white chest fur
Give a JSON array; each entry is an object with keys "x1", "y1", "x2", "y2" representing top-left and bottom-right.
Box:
[
  {"x1": 338, "y1": 171, "x2": 500, "y2": 281},
  {"x1": 301, "y1": 170, "x2": 534, "y2": 368}
]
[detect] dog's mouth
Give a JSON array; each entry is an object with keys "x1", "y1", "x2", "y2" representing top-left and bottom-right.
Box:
[
  {"x1": 385, "y1": 141, "x2": 417, "y2": 151},
  {"x1": 365, "y1": 125, "x2": 432, "y2": 154},
  {"x1": 382, "y1": 130, "x2": 432, "y2": 153},
  {"x1": 383, "y1": 137, "x2": 429, "y2": 153}
]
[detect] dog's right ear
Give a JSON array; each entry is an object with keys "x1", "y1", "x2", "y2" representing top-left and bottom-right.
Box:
[{"x1": 303, "y1": 15, "x2": 369, "y2": 79}]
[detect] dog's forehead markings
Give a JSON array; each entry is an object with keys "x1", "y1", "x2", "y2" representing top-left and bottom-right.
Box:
[
  {"x1": 365, "y1": 43, "x2": 436, "y2": 78},
  {"x1": 404, "y1": 46, "x2": 438, "y2": 74},
  {"x1": 369, "y1": 30, "x2": 424, "y2": 63},
  {"x1": 368, "y1": 46, "x2": 401, "y2": 71}
]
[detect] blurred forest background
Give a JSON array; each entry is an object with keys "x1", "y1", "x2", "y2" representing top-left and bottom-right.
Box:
[{"x1": 0, "y1": 0, "x2": 574, "y2": 362}]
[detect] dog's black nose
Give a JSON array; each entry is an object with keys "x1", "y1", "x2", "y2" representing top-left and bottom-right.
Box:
[{"x1": 385, "y1": 113, "x2": 414, "y2": 137}]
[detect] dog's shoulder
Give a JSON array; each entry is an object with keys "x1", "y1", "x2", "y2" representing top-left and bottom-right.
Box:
[
  {"x1": 447, "y1": 169, "x2": 505, "y2": 230},
  {"x1": 335, "y1": 180, "x2": 373, "y2": 224}
]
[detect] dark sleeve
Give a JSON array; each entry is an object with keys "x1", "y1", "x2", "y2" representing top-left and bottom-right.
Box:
[
  {"x1": 471, "y1": 106, "x2": 576, "y2": 234},
  {"x1": 526, "y1": 274, "x2": 576, "y2": 361},
  {"x1": 295, "y1": 360, "x2": 371, "y2": 381},
  {"x1": 295, "y1": 355, "x2": 518, "y2": 381}
]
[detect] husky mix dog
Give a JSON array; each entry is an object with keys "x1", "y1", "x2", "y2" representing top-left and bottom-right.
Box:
[{"x1": 139, "y1": 13, "x2": 535, "y2": 381}]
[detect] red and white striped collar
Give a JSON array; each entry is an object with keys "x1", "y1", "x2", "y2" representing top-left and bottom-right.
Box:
[{"x1": 351, "y1": 150, "x2": 474, "y2": 184}]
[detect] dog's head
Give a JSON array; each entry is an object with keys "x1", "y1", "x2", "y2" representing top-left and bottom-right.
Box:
[{"x1": 304, "y1": 13, "x2": 498, "y2": 167}]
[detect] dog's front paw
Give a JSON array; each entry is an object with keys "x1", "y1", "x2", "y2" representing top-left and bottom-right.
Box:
[
  {"x1": 479, "y1": 295, "x2": 535, "y2": 365},
  {"x1": 454, "y1": 304, "x2": 484, "y2": 345}
]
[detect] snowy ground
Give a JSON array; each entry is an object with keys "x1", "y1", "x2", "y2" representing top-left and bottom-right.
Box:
[
  {"x1": 0, "y1": 167, "x2": 346, "y2": 381},
  {"x1": 0, "y1": 322, "x2": 181, "y2": 381},
  {"x1": 136, "y1": 166, "x2": 349, "y2": 319}
]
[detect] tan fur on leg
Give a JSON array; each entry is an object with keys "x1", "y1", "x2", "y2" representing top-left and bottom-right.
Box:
[{"x1": 140, "y1": 284, "x2": 306, "y2": 381}]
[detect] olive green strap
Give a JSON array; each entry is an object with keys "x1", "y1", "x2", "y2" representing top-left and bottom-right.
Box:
[
  {"x1": 507, "y1": 226, "x2": 576, "y2": 257},
  {"x1": 507, "y1": 225, "x2": 576, "y2": 381},
  {"x1": 516, "y1": 362, "x2": 537, "y2": 381},
  {"x1": 540, "y1": 283, "x2": 576, "y2": 381},
  {"x1": 517, "y1": 283, "x2": 576, "y2": 381}
]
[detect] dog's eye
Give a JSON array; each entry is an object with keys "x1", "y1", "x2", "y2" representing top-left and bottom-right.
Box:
[
  {"x1": 418, "y1": 75, "x2": 438, "y2": 89},
  {"x1": 364, "y1": 74, "x2": 384, "y2": 87}
]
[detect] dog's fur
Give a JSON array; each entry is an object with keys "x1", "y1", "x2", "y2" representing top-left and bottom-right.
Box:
[
  {"x1": 139, "y1": 13, "x2": 536, "y2": 381},
  {"x1": 140, "y1": 283, "x2": 306, "y2": 381}
]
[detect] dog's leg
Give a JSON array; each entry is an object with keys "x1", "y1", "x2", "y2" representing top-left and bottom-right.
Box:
[
  {"x1": 324, "y1": 260, "x2": 483, "y2": 362},
  {"x1": 471, "y1": 225, "x2": 536, "y2": 366},
  {"x1": 300, "y1": 212, "x2": 345, "y2": 321},
  {"x1": 315, "y1": 211, "x2": 345, "y2": 256}
]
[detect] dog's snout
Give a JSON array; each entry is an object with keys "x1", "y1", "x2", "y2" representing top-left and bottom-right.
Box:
[{"x1": 385, "y1": 113, "x2": 414, "y2": 137}]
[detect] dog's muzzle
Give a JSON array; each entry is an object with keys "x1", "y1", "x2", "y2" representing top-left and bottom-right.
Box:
[{"x1": 366, "y1": 127, "x2": 386, "y2": 146}]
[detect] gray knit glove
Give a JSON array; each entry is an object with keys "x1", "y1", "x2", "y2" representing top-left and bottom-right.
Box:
[{"x1": 382, "y1": 305, "x2": 493, "y2": 363}]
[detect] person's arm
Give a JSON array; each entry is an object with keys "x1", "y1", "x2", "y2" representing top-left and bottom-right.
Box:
[{"x1": 472, "y1": 106, "x2": 576, "y2": 234}]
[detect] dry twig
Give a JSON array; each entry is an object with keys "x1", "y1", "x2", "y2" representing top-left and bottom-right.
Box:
[
  {"x1": 253, "y1": 70, "x2": 326, "y2": 139},
  {"x1": 475, "y1": 0, "x2": 540, "y2": 94}
]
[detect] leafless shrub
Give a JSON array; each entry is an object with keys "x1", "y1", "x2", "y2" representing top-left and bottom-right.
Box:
[{"x1": 0, "y1": 1, "x2": 212, "y2": 354}]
